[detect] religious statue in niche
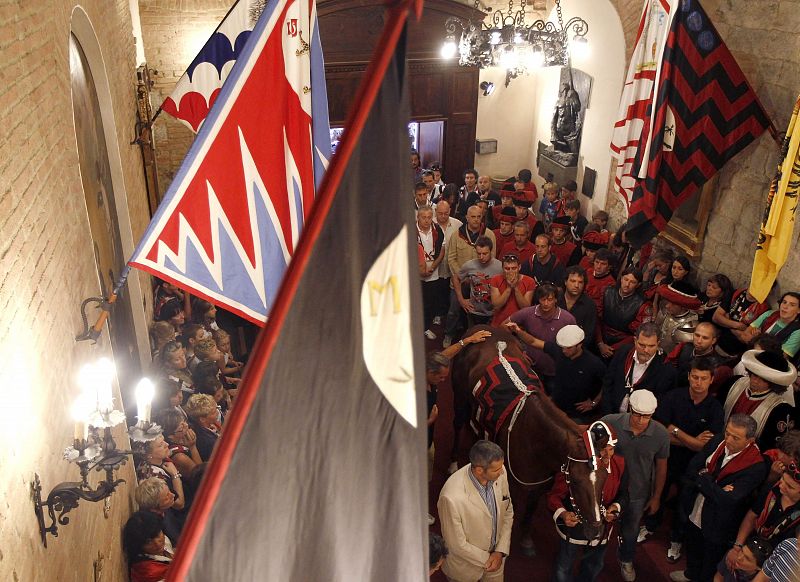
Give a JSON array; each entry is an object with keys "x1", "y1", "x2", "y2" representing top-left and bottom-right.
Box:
[
  {"x1": 543, "y1": 67, "x2": 592, "y2": 168},
  {"x1": 552, "y1": 82, "x2": 581, "y2": 153}
]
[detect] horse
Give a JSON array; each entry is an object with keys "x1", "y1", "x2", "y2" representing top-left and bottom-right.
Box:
[{"x1": 450, "y1": 325, "x2": 608, "y2": 552}]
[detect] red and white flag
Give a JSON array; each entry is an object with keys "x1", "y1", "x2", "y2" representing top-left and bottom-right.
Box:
[{"x1": 610, "y1": 0, "x2": 676, "y2": 210}]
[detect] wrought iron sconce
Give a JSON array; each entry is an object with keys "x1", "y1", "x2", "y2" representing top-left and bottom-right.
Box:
[
  {"x1": 32, "y1": 424, "x2": 130, "y2": 547},
  {"x1": 31, "y1": 361, "x2": 160, "y2": 547}
]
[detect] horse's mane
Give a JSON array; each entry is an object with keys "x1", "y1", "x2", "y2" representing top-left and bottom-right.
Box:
[{"x1": 532, "y1": 390, "x2": 582, "y2": 437}]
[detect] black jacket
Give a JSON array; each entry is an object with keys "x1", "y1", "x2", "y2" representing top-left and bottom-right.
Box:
[
  {"x1": 681, "y1": 435, "x2": 768, "y2": 544},
  {"x1": 600, "y1": 344, "x2": 676, "y2": 414}
]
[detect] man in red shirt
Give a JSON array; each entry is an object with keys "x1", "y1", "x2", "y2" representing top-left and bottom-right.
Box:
[
  {"x1": 550, "y1": 216, "x2": 582, "y2": 267},
  {"x1": 492, "y1": 207, "x2": 517, "y2": 258},
  {"x1": 585, "y1": 248, "x2": 616, "y2": 313},
  {"x1": 489, "y1": 254, "x2": 536, "y2": 327},
  {"x1": 501, "y1": 221, "x2": 536, "y2": 265}
]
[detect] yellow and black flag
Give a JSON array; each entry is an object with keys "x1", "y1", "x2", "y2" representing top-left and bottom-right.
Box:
[
  {"x1": 751, "y1": 95, "x2": 800, "y2": 303},
  {"x1": 168, "y1": 2, "x2": 429, "y2": 580}
]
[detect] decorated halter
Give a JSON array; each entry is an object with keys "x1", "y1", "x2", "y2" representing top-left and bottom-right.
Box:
[{"x1": 561, "y1": 421, "x2": 617, "y2": 523}]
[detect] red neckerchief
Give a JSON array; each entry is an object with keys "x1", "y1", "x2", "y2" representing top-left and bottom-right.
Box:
[
  {"x1": 705, "y1": 440, "x2": 763, "y2": 482},
  {"x1": 623, "y1": 349, "x2": 643, "y2": 388},
  {"x1": 755, "y1": 485, "x2": 800, "y2": 539},
  {"x1": 458, "y1": 223, "x2": 484, "y2": 246}
]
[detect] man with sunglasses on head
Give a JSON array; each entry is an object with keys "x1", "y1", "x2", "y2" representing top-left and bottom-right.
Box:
[
  {"x1": 602, "y1": 389, "x2": 670, "y2": 582},
  {"x1": 489, "y1": 254, "x2": 535, "y2": 328}
]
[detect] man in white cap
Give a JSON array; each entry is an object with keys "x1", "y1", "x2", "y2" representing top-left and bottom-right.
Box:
[
  {"x1": 602, "y1": 390, "x2": 670, "y2": 582},
  {"x1": 717, "y1": 349, "x2": 798, "y2": 450},
  {"x1": 506, "y1": 323, "x2": 605, "y2": 422}
]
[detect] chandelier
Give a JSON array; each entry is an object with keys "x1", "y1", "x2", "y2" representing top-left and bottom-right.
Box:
[{"x1": 442, "y1": 0, "x2": 589, "y2": 84}]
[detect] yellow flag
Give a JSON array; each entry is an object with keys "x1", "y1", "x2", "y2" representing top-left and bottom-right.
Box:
[{"x1": 750, "y1": 95, "x2": 800, "y2": 303}]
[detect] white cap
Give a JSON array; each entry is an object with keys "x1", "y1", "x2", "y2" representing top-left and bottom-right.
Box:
[
  {"x1": 629, "y1": 389, "x2": 657, "y2": 415},
  {"x1": 556, "y1": 325, "x2": 585, "y2": 348}
]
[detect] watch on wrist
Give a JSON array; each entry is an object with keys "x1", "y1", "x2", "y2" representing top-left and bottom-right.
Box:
[
  {"x1": 672, "y1": 427, "x2": 679, "y2": 436},
  {"x1": 459, "y1": 339, "x2": 465, "y2": 347}
]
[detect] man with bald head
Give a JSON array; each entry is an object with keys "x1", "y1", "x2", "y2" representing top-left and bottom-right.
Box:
[
  {"x1": 665, "y1": 321, "x2": 727, "y2": 390},
  {"x1": 465, "y1": 175, "x2": 502, "y2": 210},
  {"x1": 444, "y1": 205, "x2": 496, "y2": 347}
]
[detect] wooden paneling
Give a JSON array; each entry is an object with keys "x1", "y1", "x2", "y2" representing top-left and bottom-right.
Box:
[{"x1": 319, "y1": 0, "x2": 482, "y2": 180}]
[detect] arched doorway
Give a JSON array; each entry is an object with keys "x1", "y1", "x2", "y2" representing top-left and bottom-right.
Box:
[{"x1": 68, "y1": 29, "x2": 142, "y2": 411}]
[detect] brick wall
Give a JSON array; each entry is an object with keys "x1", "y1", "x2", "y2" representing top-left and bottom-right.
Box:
[{"x1": 0, "y1": 1, "x2": 150, "y2": 580}]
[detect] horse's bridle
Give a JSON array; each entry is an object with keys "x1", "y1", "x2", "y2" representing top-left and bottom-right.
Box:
[{"x1": 561, "y1": 454, "x2": 605, "y2": 524}]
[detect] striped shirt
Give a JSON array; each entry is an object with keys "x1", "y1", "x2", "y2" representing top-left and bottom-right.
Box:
[
  {"x1": 762, "y1": 537, "x2": 799, "y2": 582},
  {"x1": 468, "y1": 467, "x2": 498, "y2": 550}
]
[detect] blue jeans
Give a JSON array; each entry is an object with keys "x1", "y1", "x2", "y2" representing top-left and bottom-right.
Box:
[
  {"x1": 553, "y1": 538, "x2": 608, "y2": 582},
  {"x1": 618, "y1": 498, "x2": 646, "y2": 563},
  {"x1": 444, "y1": 289, "x2": 467, "y2": 337}
]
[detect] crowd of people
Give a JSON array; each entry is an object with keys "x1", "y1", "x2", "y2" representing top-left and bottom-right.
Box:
[
  {"x1": 116, "y1": 152, "x2": 800, "y2": 582},
  {"x1": 122, "y1": 285, "x2": 251, "y2": 581},
  {"x1": 417, "y1": 158, "x2": 800, "y2": 582}
]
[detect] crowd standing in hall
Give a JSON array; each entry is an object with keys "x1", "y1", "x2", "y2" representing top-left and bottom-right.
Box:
[
  {"x1": 121, "y1": 152, "x2": 800, "y2": 582},
  {"x1": 418, "y1": 157, "x2": 800, "y2": 582},
  {"x1": 121, "y1": 279, "x2": 254, "y2": 581}
]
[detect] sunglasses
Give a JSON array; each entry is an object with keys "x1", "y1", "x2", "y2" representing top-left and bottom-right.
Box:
[
  {"x1": 785, "y1": 462, "x2": 800, "y2": 482},
  {"x1": 502, "y1": 253, "x2": 520, "y2": 262}
]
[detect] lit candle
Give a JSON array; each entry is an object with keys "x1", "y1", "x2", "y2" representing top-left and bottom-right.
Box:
[
  {"x1": 71, "y1": 398, "x2": 88, "y2": 442},
  {"x1": 135, "y1": 378, "x2": 155, "y2": 423},
  {"x1": 95, "y1": 358, "x2": 115, "y2": 414}
]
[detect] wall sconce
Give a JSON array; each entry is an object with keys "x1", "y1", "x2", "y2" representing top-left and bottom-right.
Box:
[
  {"x1": 31, "y1": 360, "x2": 159, "y2": 547},
  {"x1": 480, "y1": 81, "x2": 495, "y2": 96}
]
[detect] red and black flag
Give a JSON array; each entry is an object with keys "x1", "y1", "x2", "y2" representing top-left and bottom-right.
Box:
[
  {"x1": 625, "y1": 0, "x2": 771, "y2": 247},
  {"x1": 168, "y1": 4, "x2": 428, "y2": 581}
]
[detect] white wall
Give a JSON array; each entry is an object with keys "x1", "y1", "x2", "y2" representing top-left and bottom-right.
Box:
[
  {"x1": 474, "y1": 68, "x2": 539, "y2": 182},
  {"x1": 474, "y1": 0, "x2": 626, "y2": 215},
  {"x1": 534, "y1": 0, "x2": 626, "y2": 215}
]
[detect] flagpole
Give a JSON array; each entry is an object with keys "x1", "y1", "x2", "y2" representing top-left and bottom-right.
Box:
[{"x1": 166, "y1": 1, "x2": 419, "y2": 579}]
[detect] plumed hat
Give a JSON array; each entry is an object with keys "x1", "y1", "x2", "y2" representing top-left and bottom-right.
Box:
[
  {"x1": 582, "y1": 230, "x2": 610, "y2": 250},
  {"x1": 741, "y1": 349, "x2": 797, "y2": 386}
]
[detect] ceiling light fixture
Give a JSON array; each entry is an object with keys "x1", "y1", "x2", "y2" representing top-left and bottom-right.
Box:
[{"x1": 442, "y1": 0, "x2": 589, "y2": 86}]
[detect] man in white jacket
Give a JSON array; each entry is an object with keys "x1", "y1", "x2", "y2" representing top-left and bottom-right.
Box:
[{"x1": 438, "y1": 440, "x2": 514, "y2": 581}]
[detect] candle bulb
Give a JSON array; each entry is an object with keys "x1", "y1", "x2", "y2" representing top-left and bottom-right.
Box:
[
  {"x1": 95, "y1": 358, "x2": 115, "y2": 414},
  {"x1": 71, "y1": 398, "x2": 89, "y2": 442},
  {"x1": 135, "y1": 378, "x2": 155, "y2": 424},
  {"x1": 74, "y1": 420, "x2": 85, "y2": 442}
]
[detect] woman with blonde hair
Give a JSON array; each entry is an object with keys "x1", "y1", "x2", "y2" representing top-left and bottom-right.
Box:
[{"x1": 184, "y1": 393, "x2": 220, "y2": 462}]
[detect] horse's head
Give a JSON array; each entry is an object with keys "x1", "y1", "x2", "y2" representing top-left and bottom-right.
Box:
[{"x1": 563, "y1": 424, "x2": 616, "y2": 540}]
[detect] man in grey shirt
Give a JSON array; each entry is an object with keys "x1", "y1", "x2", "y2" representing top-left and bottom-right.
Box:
[
  {"x1": 602, "y1": 389, "x2": 669, "y2": 582},
  {"x1": 458, "y1": 236, "x2": 502, "y2": 326}
]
